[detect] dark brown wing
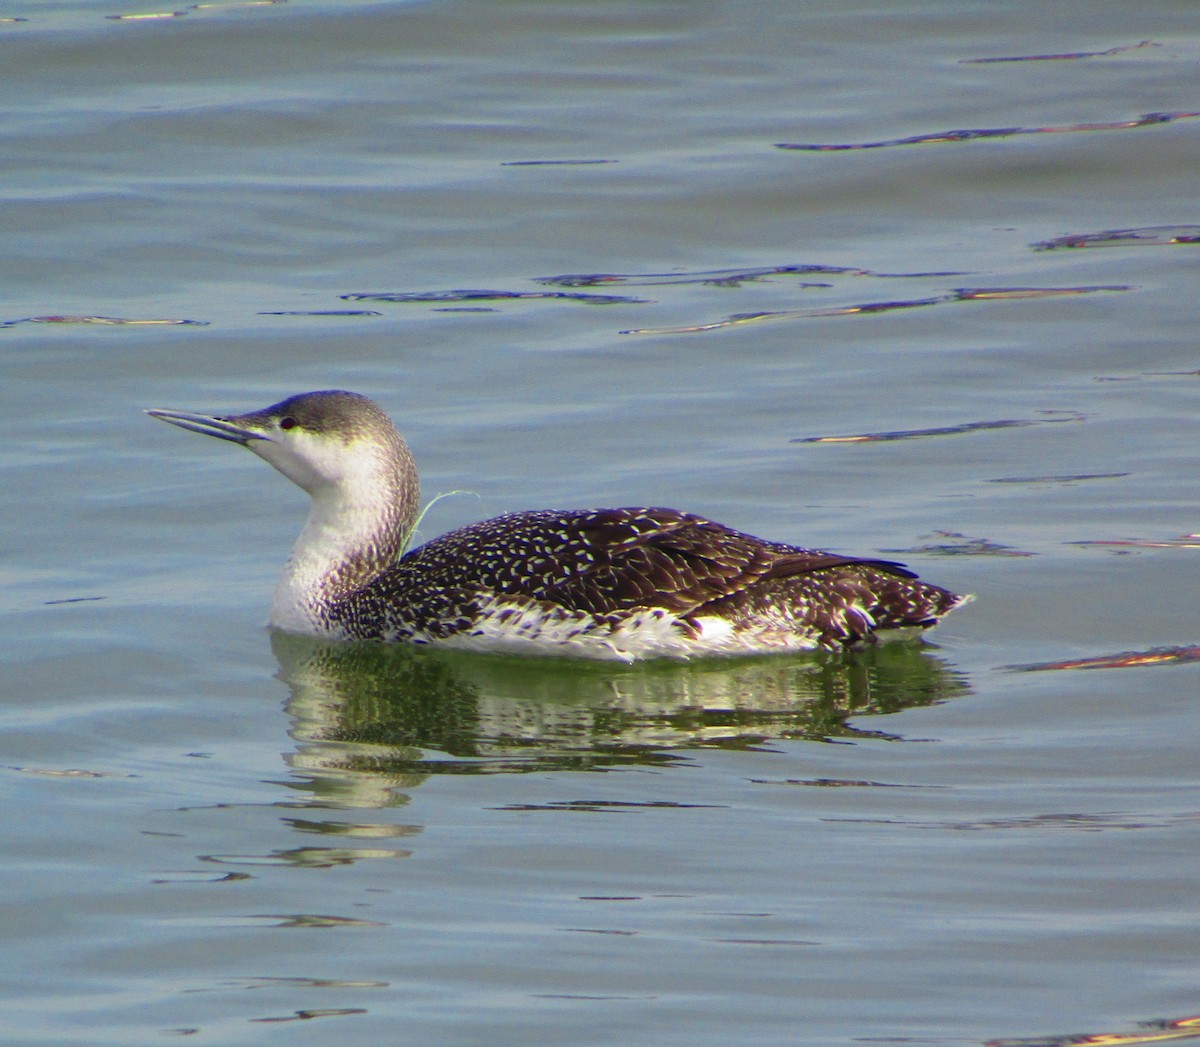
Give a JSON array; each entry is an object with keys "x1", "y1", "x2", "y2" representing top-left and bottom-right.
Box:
[
  {"x1": 339, "y1": 506, "x2": 952, "y2": 645},
  {"x1": 507, "y1": 507, "x2": 916, "y2": 617}
]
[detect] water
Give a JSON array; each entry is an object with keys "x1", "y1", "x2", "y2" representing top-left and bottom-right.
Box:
[{"x1": 3, "y1": 1, "x2": 1200, "y2": 1044}]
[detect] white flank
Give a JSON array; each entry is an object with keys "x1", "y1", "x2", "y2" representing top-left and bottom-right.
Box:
[{"x1": 422, "y1": 596, "x2": 825, "y2": 662}]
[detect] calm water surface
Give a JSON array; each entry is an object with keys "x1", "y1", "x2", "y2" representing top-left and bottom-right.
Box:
[{"x1": 3, "y1": 2, "x2": 1200, "y2": 1045}]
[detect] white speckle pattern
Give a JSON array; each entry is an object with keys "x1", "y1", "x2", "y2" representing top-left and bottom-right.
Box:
[
  {"x1": 327, "y1": 505, "x2": 969, "y2": 660},
  {"x1": 149, "y1": 391, "x2": 969, "y2": 661}
]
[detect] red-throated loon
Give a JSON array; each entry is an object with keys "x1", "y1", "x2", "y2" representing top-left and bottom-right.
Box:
[{"x1": 146, "y1": 390, "x2": 969, "y2": 660}]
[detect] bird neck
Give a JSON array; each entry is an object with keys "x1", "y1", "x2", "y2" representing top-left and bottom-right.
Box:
[{"x1": 269, "y1": 440, "x2": 419, "y2": 633}]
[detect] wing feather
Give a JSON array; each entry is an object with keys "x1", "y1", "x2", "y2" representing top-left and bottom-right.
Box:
[
  {"x1": 337, "y1": 505, "x2": 954, "y2": 645},
  {"x1": 523, "y1": 508, "x2": 915, "y2": 617}
]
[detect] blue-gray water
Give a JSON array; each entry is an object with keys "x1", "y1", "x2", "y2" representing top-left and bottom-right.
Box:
[{"x1": 3, "y1": 2, "x2": 1200, "y2": 1045}]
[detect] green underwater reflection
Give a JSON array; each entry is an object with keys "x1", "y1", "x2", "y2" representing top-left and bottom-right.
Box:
[{"x1": 271, "y1": 633, "x2": 970, "y2": 802}]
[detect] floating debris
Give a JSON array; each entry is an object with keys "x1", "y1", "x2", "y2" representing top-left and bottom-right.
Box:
[
  {"x1": 1071, "y1": 534, "x2": 1200, "y2": 550},
  {"x1": 539, "y1": 265, "x2": 968, "y2": 288},
  {"x1": 341, "y1": 289, "x2": 647, "y2": 305},
  {"x1": 44, "y1": 596, "x2": 107, "y2": 605},
  {"x1": 1033, "y1": 225, "x2": 1200, "y2": 250},
  {"x1": 988, "y1": 472, "x2": 1129, "y2": 484},
  {"x1": 962, "y1": 40, "x2": 1158, "y2": 63},
  {"x1": 257, "y1": 310, "x2": 382, "y2": 317},
  {"x1": 623, "y1": 285, "x2": 1127, "y2": 335},
  {"x1": 501, "y1": 159, "x2": 617, "y2": 166},
  {"x1": 882, "y1": 531, "x2": 1036, "y2": 558},
  {"x1": 1008, "y1": 646, "x2": 1200, "y2": 672},
  {"x1": 776, "y1": 111, "x2": 1199, "y2": 151},
  {"x1": 794, "y1": 412, "x2": 1083, "y2": 445}
]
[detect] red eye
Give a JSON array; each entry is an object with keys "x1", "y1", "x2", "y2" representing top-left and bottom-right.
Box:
[{"x1": 279, "y1": 417, "x2": 297, "y2": 430}]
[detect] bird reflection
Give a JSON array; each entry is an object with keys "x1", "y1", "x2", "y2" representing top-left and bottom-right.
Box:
[{"x1": 272, "y1": 633, "x2": 969, "y2": 805}]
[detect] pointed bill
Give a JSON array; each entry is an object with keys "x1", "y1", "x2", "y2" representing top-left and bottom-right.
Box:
[{"x1": 145, "y1": 408, "x2": 269, "y2": 446}]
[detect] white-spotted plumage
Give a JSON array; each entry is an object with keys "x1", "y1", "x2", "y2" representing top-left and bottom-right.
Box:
[{"x1": 147, "y1": 390, "x2": 969, "y2": 661}]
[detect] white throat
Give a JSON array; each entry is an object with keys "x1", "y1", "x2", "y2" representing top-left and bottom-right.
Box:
[{"x1": 262, "y1": 441, "x2": 413, "y2": 635}]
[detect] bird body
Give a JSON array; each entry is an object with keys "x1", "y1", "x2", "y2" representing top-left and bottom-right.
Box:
[{"x1": 147, "y1": 391, "x2": 968, "y2": 661}]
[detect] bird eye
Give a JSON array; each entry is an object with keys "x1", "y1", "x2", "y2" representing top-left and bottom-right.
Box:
[{"x1": 279, "y1": 417, "x2": 297, "y2": 430}]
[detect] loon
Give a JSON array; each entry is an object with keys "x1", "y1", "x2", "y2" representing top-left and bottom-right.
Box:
[{"x1": 146, "y1": 390, "x2": 968, "y2": 661}]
